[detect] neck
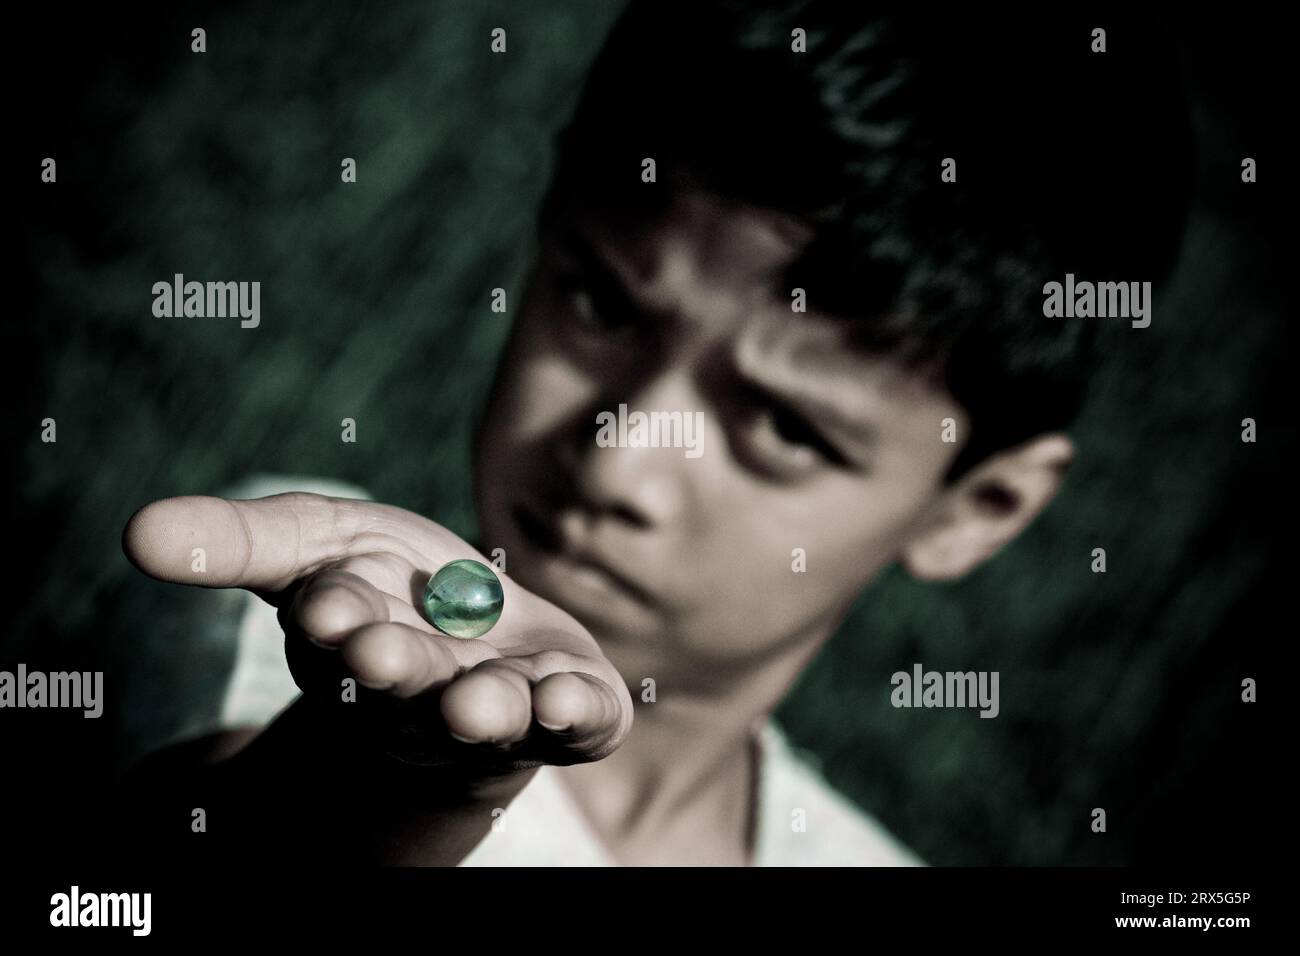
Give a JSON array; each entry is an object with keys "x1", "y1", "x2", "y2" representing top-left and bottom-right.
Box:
[{"x1": 555, "y1": 615, "x2": 838, "y2": 861}]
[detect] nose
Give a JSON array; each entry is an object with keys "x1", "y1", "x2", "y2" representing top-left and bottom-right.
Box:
[{"x1": 557, "y1": 374, "x2": 698, "y2": 531}]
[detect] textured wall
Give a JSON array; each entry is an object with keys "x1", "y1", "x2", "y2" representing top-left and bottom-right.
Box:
[{"x1": 9, "y1": 2, "x2": 1284, "y2": 865}]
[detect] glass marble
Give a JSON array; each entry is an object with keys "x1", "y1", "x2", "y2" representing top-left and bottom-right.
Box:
[{"x1": 422, "y1": 559, "x2": 504, "y2": 639}]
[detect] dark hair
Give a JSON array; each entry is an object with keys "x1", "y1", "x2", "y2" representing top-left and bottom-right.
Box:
[{"x1": 541, "y1": 1, "x2": 1193, "y2": 482}]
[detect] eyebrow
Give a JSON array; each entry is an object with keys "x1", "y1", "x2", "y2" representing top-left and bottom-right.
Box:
[
  {"x1": 552, "y1": 221, "x2": 671, "y2": 326},
  {"x1": 773, "y1": 386, "x2": 881, "y2": 450},
  {"x1": 737, "y1": 353, "x2": 881, "y2": 451}
]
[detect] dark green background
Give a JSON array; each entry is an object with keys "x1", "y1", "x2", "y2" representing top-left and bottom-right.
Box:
[{"x1": 8, "y1": 1, "x2": 1286, "y2": 865}]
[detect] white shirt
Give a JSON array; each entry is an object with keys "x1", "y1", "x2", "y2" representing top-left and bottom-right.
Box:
[
  {"x1": 459, "y1": 719, "x2": 922, "y2": 866},
  {"x1": 212, "y1": 475, "x2": 923, "y2": 867}
]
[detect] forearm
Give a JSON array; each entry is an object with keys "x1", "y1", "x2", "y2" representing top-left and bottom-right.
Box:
[{"x1": 121, "y1": 695, "x2": 538, "y2": 866}]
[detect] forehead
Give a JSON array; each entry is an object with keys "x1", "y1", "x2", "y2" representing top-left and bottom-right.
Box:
[
  {"x1": 550, "y1": 188, "x2": 962, "y2": 444},
  {"x1": 567, "y1": 188, "x2": 814, "y2": 296}
]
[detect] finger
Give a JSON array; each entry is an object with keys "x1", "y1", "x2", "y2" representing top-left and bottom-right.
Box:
[
  {"x1": 288, "y1": 568, "x2": 390, "y2": 646},
  {"x1": 324, "y1": 553, "x2": 440, "y2": 634},
  {"x1": 377, "y1": 592, "x2": 443, "y2": 636},
  {"x1": 289, "y1": 554, "x2": 436, "y2": 634},
  {"x1": 328, "y1": 552, "x2": 426, "y2": 608},
  {"x1": 440, "y1": 660, "x2": 535, "y2": 746},
  {"x1": 339, "y1": 622, "x2": 462, "y2": 698},
  {"x1": 531, "y1": 671, "x2": 628, "y2": 761},
  {"x1": 531, "y1": 671, "x2": 615, "y2": 736},
  {"x1": 122, "y1": 492, "x2": 386, "y2": 593},
  {"x1": 473, "y1": 649, "x2": 632, "y2": 758},
  {"x1": 280, "y1": 567, "x2": 393, "y2": 694}
]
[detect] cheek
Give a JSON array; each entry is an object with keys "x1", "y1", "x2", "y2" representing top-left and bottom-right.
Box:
[
  {"x1": 481, "y1": 314, "x2": 597, "y2": 447},
  {"x1": 675, "y1": 474, "x2": 936, "y2": 650}
]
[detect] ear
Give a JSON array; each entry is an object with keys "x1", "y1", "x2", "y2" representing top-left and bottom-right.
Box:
[{"x1": 901, "y1": 432, "x2": 1075, "y2": 582}]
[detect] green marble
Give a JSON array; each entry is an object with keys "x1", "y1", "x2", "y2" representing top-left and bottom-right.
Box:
[{"x1": 422, "y1": 559, "x2": 503, "y2": 639}]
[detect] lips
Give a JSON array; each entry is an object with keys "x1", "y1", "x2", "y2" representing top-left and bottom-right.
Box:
[{"x1": 511, "y1": 503, "x2": 657, "y2": 607}]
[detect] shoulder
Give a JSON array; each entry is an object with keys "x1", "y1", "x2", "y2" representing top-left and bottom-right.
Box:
[{"x1": 754, "y1": 719, "x2": 924, "y2": 867}]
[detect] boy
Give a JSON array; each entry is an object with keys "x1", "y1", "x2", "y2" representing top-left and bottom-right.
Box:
[{"x1": 119, "y1": 2, "x2": 1190, "y2": 865}]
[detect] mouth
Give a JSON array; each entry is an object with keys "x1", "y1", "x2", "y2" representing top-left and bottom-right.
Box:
[{"x1": 511, "y1": 503, "x2": 658, "y2": 608}]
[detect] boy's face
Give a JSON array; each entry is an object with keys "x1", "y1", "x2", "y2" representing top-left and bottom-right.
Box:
[{"x1": 473, "y1": 187, "x2": 968, "y2": 683}]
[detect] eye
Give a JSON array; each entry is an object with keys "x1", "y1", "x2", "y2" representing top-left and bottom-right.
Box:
[
  {"x1": 555, "y1": 272, "x2": 632, "y2": 333},
  {"x1": 736, "y1": 395, "x2": 849, "y2": 479}
]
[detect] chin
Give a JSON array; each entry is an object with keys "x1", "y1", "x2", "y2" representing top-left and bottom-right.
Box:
[{"x1": 507, "y1": 533, "x2": 664, "y2": 641}]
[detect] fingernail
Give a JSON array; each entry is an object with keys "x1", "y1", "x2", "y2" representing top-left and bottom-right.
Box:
[{"x1": 538, "y1": 719, "x2": 572, "y2": 733}]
